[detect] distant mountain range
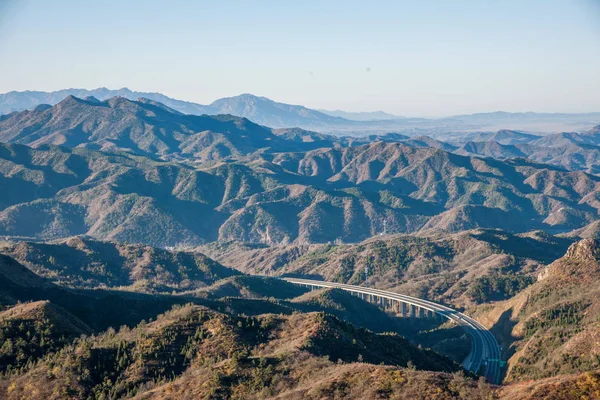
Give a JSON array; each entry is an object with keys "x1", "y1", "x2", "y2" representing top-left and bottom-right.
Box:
[
  {"x1": 0, "y1": 87, "x2": 213, "y2": 116},
  {"x1": 317, "y1": 109, "x2": 403, "y2": 121},
  {"x1": 3, "y1": 92, "x2": 600, "y2": 397},
  {"x1": 2, "y1": 87, "x2": 599, "y2": 133},
  {"x1": 3, "y1": 94, "x2": 599, "y2": 175},
  {"x1": 449, "y1": 126, "x2": 600, "y2": 175},
  {"x1": 1, "y1": 134, "x2": 600, "y2": 246},
  {"x1": 0, "y1": 88, "x2": 352, "y2": 130},
  {"x1": 0, "y1": 95, "x2": 410, "y2": 162},
  {"x1": 1, "y1": 94, "x2": 600, "y2": 247},
  {"x1": 0, "y1": 95, "x2": 307, "y2": 162}
]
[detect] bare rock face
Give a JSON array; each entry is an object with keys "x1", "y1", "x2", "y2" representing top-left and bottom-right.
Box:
[
  {"x1": 564, "y1": 238, "x2": 600, "y2": 262},
  {"x1": 538, "y1": 238, "x2": 600, "y2": 282}
]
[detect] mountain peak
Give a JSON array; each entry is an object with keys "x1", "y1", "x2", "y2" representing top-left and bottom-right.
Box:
[
  {"x1": 33, "y1": 104, "x2": 52, "y2": 112},
  {"x1": 539, "y1": 238, "x2": 600, "y2": 282},
  {"x1": 588, "y1": 124, "x2": 600, "y2": 134},
  {"x1": 495, "y1": 129, "x2": 521, "y2": 135},
  {"x1": 56, "y1": 95, "x2": 88, "y2": 108},
  {"x1": 238, "y1": 93, "x2": 267, "y2": 100},
  {"x1": 83, "y1": 96, "x2": 101, "y2": 103},
  {"x1": 136, "y1": 97, "x2": 182, "y2": 114},
  {"x1": 106, "y1": 96, "x2": 135, "y2": 107},
  {"x1": 211, "y1": 93, "x2": 275, "y2": 106},
  {"x1": 61, "y1": 94, "x2": 80, "y2": 102},
  {"x1": 206, "y1": 93, "x2": 346, "y2": 128},
  {"x1": 57, "y1": 95, "x2": 107, "y2": 108},
  {"x1": 564, "y1": 238, "x2": 600, "y2": 262}
]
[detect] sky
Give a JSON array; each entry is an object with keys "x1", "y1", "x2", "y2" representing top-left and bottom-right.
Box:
[{"x1": 0, "y1": 0, "x2": 599, "y2": 117}]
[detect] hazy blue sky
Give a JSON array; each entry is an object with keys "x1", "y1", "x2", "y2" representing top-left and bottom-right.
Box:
[{"x1": 1, "y1": 0, "x2": 599, "y2": 116}]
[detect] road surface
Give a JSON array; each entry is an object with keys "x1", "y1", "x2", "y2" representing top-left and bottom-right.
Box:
[{"x1": 282, "y1": 277, "x2": 502, "y2": 385}]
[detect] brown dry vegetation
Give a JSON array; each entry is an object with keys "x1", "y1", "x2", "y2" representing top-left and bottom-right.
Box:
[
  {"x1": 1, "y1": 237, "x2": 239, "y2": 292},
  {"x1": 473, "y1": 239, "x2": 600, "y2": 384},
  {"x1": 0, "y1": 304, "x2": 483, "y2": 400},
  {"x1": 498, "y1": 370, "x2": 600, "y2": 400},
  {"x1": 201, "y1": 229, "x2": 571, "y2": 308},
  {"x1": 2, "y1": 116, "x2": 600, "y2": 248}
]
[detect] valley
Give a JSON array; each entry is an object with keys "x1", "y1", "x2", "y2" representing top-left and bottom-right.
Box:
[
  {"x1": 3, "y1": 2, "x2": 600, "y2": 397},
  {"x1": 0, "y1": 93, "x2": 599, "y2": 399},
  {"x1": 1, "y1": 96, "x2": 600, "y2": 250}
]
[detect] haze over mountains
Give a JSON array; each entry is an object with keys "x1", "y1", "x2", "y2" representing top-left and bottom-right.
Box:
[
  {"x1": 1, "y1": 95, "x2": 600, "y2": 250},
  {"x1": 0, "y1": 95, "x2": 310, "y2": 163},
  {"x1": 2, "y1": 92, "x2": 600, "y2": 398},
  {"x1": 317, "y1": 109, "x2": 403, "y2": 121},
  {"x1": 3, "y1": 0, "x2": 600, "y2": 394},
  {"x1": 2, "y1": 87, "x2": 600, "y2": 134}
]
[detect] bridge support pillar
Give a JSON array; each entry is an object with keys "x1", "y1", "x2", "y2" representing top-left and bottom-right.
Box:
[
  {"x1": 418, "y1": 308, "x2": 425, "y2": 318},
  {"x1": 409, "y1": 304, "x2": 416, "y2": 318}
]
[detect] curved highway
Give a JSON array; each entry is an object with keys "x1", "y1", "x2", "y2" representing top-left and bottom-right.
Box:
[{"x1": 282, "y1": 277, "x2": 502, "y2": 385}]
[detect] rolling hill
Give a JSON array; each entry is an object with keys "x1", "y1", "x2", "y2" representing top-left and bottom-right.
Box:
[
  {"x1": 0, "y1": 95, "x2": 321, "y2": 162},
  {"x1": 451, "y1": 130, "x2": 541, "y2": 145},
  {"x1": 2, "y1": 136, "x2": 600, "y2": 246},
  {"x1": 0, "y1": 224, "x2": 598, "y2": 396},
  {"x1": 0, "y1": 244, "x2": 489, "y2": 399},
  {"x1": 200, "y1": 229, "x2": 573, "y2": 308},
  {"x1": 0, "y1": 303, "x2": 475, "y2": 400},
  {"x1": 0, "y1": 237, "x2": 239, "y2": 292},
  {"x1": 446, "y1": 126, "x2": 600, "y2": 176}
]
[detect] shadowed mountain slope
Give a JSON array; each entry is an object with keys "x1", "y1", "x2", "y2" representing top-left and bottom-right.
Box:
[
  {"x1": 0, "y1": 304, "x2": 474, "y2": 400},
  {"x1": 1, "y1": 139, "x2": 600, "y2": 246},
  {"x1": 0, "y1": 237, "x2": 239, "y2": 292},
  {"x1": 474, "y1": 239, "x2": 600, "y2": 383},
  {"x1": 0, "y1": 244, "x2": 488, "y2": 399},
  {"x1": 0, "y1": 95, "x2": 333, "y2": 162},
  {"x1": 201, "y1": 229, "x2": 573, "y2": 308}
]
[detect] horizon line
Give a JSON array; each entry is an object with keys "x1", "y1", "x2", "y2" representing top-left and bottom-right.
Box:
[{"x1": 2, "y1": 86, "x2": 600, "y2": 119}]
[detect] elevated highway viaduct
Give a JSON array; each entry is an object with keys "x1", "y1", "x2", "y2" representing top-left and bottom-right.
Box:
[{"x1": 282, "y1": 278, "x2": 503, "y2": 385}]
